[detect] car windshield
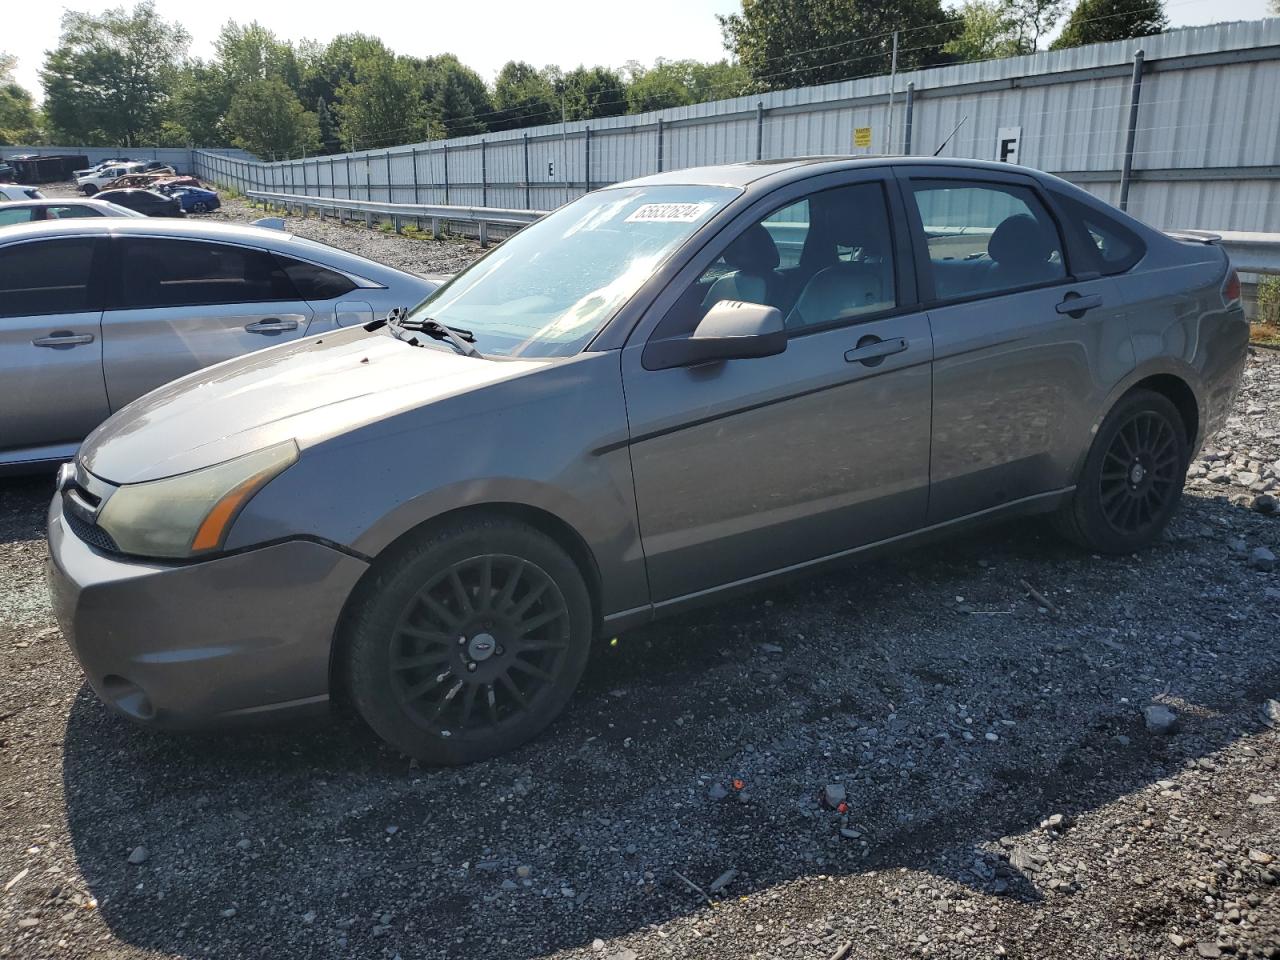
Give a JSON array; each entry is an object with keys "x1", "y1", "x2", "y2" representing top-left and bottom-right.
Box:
[{"x1": 401, "y1": 184, "x2": 739, "y2": 358}]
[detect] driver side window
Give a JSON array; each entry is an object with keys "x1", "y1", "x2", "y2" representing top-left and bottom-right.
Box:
[{"x1": 653, "y1": 181, "x2": 897, "y2": 341}]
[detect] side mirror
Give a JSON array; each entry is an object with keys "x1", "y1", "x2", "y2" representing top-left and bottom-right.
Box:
[
  {"x1": 252, "y1": 216, "x2": 286, "y2": 231},
  {"x1": 643, "y1": 299, "x2": 787, "y2": 371}
]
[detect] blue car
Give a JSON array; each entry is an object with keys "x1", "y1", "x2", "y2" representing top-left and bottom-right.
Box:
[{"x1": 164, "y1": 185, "x2": 221, "y2": 213}]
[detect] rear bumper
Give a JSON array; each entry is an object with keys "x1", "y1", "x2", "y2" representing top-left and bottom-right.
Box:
[{"x1": 47, "y1": 494, "x2": 369, "y2": 728}]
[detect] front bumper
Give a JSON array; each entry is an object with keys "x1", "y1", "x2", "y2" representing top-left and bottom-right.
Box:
[{"x1": 47, "y1": 493, "x2": 369, "y2": 728}]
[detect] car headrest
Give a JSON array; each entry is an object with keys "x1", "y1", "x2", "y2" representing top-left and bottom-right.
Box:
[
  {"x1": 723, "y1": 223, "x2": 780, "y2": 273},
  {"x1": 988, "y1": 213, "x2": 1055, "y2": 267}
]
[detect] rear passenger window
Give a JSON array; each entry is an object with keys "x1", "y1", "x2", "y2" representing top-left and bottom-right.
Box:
[
  {"x1": 49, "y1": 205, "x2": 102, "y2": 219},
  {"x1": 118, "y1": 238, "x2": 298, "y2": 309},
  {"x1": 1053, "y1": 193, "x2": 1145, "y2": 275},
  {"x1": 910, "y1": 181, "x2": 1066, "y2": 301},
  {"x1": 0, "y1": 239, "x2": 97, "y2": 317},
  {"x1": 275, "y1": 255, "x2": 358, "y2": 300},
  {"x1": 0, "y1": 208, "x2": 34, "y2": 226}
]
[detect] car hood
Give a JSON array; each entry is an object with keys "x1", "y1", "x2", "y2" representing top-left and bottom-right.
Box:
[{"x1": 81, "y1": 326, "x2": 548, "y2": 484}]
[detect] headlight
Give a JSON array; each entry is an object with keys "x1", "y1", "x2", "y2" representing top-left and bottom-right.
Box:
[{"x1": 96, "y1": 441, "x2": 298, "y2": 559}]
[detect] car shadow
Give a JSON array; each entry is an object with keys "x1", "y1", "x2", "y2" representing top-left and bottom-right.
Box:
[
  {"x1": 0, "y1": 476, "x2": 53, "y2": 546},
  {"x1": 60, "y1": 493, "x2": 1278, "y2": 958}
]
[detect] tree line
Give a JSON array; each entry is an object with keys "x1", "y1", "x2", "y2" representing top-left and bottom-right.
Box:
[{"x1": 2, "y1": 0, "x2": 1178, "y2": 156}]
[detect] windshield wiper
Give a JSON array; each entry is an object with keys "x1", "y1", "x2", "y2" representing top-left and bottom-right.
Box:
[{"x1": 384, "y1": 309, "x2": 483, "y2": 359}]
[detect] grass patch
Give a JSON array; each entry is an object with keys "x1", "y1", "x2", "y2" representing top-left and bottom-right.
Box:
[{"x1": 1255, "y1": 276, "x2": 1280, "y2": 346}]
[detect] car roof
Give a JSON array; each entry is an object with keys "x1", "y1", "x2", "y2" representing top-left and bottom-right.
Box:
[
  {"x1": 97, "y1": 188, "x2": 166, "y2": 196},
  {"x1": 615, "y1": 155, "x2": 1052, "y2": 189},
  {"x1": 0, "y1": 198, "x2": 136, "y2": 210}
]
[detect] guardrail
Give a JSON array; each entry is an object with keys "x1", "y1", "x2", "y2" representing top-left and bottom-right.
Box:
[
  {"x1": 244, "y1": 190, "x2": 548, "y2": 247},
  {"x1": 1216, "y1": 232, "x2": 1280, "y2": 276}
]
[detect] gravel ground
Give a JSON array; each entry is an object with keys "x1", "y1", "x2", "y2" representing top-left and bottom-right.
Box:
[{"x1": 1, "y1": 206, "x2": 1278, "y2": 960}]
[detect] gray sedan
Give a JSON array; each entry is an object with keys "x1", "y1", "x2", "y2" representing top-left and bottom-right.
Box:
[
  {"x1": 1, "y1": 218, "x2": 437, "y2": 471},
  {"x1": 48, "y1": 157, "x2": 1247, "y2": 764},
  {"x1": 0, "y1": 198, "x2": 146, "y2": 225}
]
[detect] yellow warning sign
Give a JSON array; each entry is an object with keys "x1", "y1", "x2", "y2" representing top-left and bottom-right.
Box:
[{"x1": 853, "y1": 127, "x2": 873, "y2": 149}]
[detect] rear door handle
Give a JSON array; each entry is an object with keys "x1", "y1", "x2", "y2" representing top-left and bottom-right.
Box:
[
  {"x1": 844, "y1": 336, "x2": 907, "y2": 365},
  {"x1": 244, "y1": 318, "x2": 299, "y2": 333},
  {"x1": 1055, "y1": 293, "x2": 1103, "y2": 316},
  {"x1": 32, "y1": 332, "x2": 95, "y2": 347}
]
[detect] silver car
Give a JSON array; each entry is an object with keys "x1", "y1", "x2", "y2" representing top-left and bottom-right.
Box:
[
  {"x1": 0, "y1": 198, "x2": 146, "y2": 225},
  {"x1": 1, "y1": 218, "x2": 437, "y2": 471},
  {"x1": 48, "y1": 157, "x2": 1247, "y2": 764}
]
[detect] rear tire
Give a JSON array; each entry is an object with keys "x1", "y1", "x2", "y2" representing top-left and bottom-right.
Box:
[
  {"x1": 342, "y1": 514, "x2": 592, "y2": 765},
  {"x1": 1054, "y1": 389, "x2": 1189, "y2": 554},
  {"x1": 191, "y1": 201, "x2": 208, "y2": 213},
  {"x1": 81, "y1": 184, "x2": 97, "y2": 196}
]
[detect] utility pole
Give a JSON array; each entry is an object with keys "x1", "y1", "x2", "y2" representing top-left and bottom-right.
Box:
[{"x1": 885, "y1": 30, "x2": 899, "y2": 156}]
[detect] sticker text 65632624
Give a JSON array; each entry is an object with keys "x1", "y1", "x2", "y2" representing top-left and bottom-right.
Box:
[{"x1": 624, "y1": 202, "x2": 715, "y2": 224}]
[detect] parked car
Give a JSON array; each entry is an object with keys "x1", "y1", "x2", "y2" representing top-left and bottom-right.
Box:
[
  {"x1": 73, "y1": 159, "x2": 133, "y2": 179},
  {"x1": 46, "y1": 157, "x2": 1247, "y2": 765},
  {"x1": 77, "y1": 163, "x2": 146, "y2": 195},
  {"x1": 94, "y1": 188, "x2": 184, "y2": 218},
  {"x1": 0, "y1": 184, "x2": 44, "y2": 201},
  {"x1": 163, "y1": 184, "x2": 221, "y2": 213},
  {"x1": 141, "y1": 162, "x2": 176, "y2": 174},
  {"x1": 0, "y1": 198, "x2": 146, "y2": 226},
  {"x1": 0, "y1": 161, "x2": 15, "y2": 183}
]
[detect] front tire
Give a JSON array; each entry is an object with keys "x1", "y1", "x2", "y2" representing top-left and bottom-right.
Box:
[
  {"x1": 1055, "y1": 389, "x2": 1189, "y2": 554},
  {"x1": 342, "y1": 515, "x2": 592, "y2": 765}
]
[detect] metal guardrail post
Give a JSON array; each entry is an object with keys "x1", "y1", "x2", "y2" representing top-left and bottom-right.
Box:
[
  {"x1": 481, "y1": 139, "x2": 488, "y2": 207},
  {"x1": 756, "y1": 102, "x2": 764, "y2": 160},
  {"x1": 904, "y1": 82, "x2": 915, "y2": 155},
  {"x1": 523, "y1": 133, "x2": 531, "y2": 210},
  {"x1": 479, "y1": 221, "x2": 489, "y2": 247},
  {"x1": 1120, "y1": 49, "x2": 1145, "y2": 212},
  {"x1": 657, "y1": 118, "x2": 665, "y2": 173}
]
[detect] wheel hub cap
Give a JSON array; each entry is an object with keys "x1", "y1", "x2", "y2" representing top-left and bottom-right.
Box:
[
  {"x1": 467, "y1": 632, "x2": 497, "y2": 662},
  {"x1": 1129, "y1": 462, "x2": 1146, "y2": 486}
]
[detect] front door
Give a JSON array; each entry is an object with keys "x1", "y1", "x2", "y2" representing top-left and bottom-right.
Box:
[
  {"x1": 0, "y1": 237, "x2": 110, "y2": 460},
  {"x1": 101, "y1": 237, "x2": 315, "y2": 408},
  {"x1": 896, "y1": 169, "x2": 1132, "y2": 522},
  {"x1": 622, "y1": 173, "x2": 934, "y2": 603}
]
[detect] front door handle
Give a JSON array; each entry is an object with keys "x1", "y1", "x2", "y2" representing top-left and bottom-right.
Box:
[
  {"x1": 244, "y1": 318, "x2": 300, "y2": 333},
  {"x1": 1055, "y1": 293, "x2": 1103, "y2": 317},
  {"x1": 32, "y1": 332, "x2": 95, "y2": 347},
  {"x1": 844, "y1": 336, "x2": 907, "y2": 366}
]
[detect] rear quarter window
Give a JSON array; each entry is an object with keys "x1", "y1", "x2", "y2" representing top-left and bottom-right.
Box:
[
  {"x1": 1053, "y1": 193, "x2": 1146, "y2": 275},
  {"x1": 274, "y1": 256, "x2": 358, "y2": 300}
]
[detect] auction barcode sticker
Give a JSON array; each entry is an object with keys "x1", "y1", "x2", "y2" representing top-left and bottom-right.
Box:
[{"x1": 625, "y1": 202, "x2": 715, "y2": 223}]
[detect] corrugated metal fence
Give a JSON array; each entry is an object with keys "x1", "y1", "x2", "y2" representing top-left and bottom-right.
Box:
[
  {"x1": 2, "y1": 145, "x2": 256, "y2": 175},
  {"x1": 191, "y1": 18, "x2": 1280, "y2": 235}
]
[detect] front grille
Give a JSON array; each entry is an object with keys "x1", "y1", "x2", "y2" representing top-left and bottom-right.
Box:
[{"x1": 64, "y1": 506, "x2": 120, "y2": 554}]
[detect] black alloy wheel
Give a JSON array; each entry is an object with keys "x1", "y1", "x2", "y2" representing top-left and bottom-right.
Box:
[
  {"x1": 1054, "y1": 388, "x2": 1189, "y2": 554},
  {"x1": 343, "y1": 515, "x2": 592, "y2": 765},
  {"x1": 388, "y1": 554, "x2": 570, "y2": 738},
  {"x1": 1097, "y1": 410, "x2": 1181, "y2": 535}
]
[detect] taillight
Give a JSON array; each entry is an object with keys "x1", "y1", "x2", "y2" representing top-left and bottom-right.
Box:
[{"x1": 1222, "y1": 268, "x2": 1241, "y2": 307}]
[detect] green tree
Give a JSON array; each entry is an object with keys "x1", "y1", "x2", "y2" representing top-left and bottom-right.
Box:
[
  {"x1": 1, "y1": 53, "x2": 41, "y2": 144},
  {"x1": 942, "y1": 0, "x2": 1027, "y2": 60},
  {"x1": 214, "y1": 21, "x2": 300, "y2": 93},
  {"x1": 1005, "y1": 0, "x2": 1067, "y2": 50},
  {"x1": 420, "y1": 54, "x2": 492, "y2": 135},
  {"x1": 336, "y1": 53, "x2": 435, "y2": 150},
  {"x1": 558, "y1": 65, "x2": 628, "y2": 121},
  {"x1": 491, "y1": 60, "x2": 559, "y2": 130},
  {"x1": 224, "y1": 76, "x2": 319, "y2": 158},
  {"x1": 719, "y1": 0, "x2": 954, "y2": 90},
  {"x1": 40, "y1": 1, "x2": 189, "y2": 146},
  {"x1": 1050, "y1": 0, "x2": 1169, "y2": 48},
  {"x1": 433, "y1": 71, "x2": 484, "y2": 136},
  {"x1": 626, "y1": 58, "x2": 752, "y2": 113},
  {"x1": 298, "y1": 33, "x2": 389, "y2": 115},
  {"x1": 161, "y1": 60, "x2": 228, "y2": 145}
]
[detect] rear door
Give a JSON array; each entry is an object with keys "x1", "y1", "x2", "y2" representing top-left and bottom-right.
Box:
[
  {"x1": 0, "y1": 236, "x2": 110, "y2": 457},
  {"x1": 101, "y1": 237, "x2": 315, "y2": 409},
  {"x1": 895, "y1": 166, "x2": 1132, "y2": 522}
]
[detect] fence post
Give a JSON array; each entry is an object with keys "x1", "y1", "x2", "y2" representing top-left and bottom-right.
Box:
[
  {"x1": 386, "y1": 150, "x2": 393, "y2": 202},
  {"x1": 411, "y1": 147, "x2": 420, "y2": 204},
  {"x1": 657, "y1": 118, "x2": 665, "y2": 173},
  {"x1": 756, "y1": 102, "x2": 765, "y2": 160},
  {"x1": 585, "y1": 127, "x2": 591, "y2": 194},
  {"x1": 523, "y1": 133, "x2": 531, "y2": 210},
  {"x1": 903, "y1": 82, "x2": 915, "y2": 155},
  {"x1": 346, "y1": 155, "x2": 353, "y2": 201},
  {"x1": 364, "y1": 156, "x2": 371, "y2": 204},
  {"x1": 481, "y1": 139, "x2": 488, "y2": 207},
  {"x1": 1119, "y1": 48, "x2": 1145, "y2": 212},
  {"x1": 443, "y1": 143, "x2": 450, "y2": 205}
]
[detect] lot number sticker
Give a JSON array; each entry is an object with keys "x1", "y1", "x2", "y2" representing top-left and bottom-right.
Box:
[{"x1": 625, "y1": 202, "x2": 715, "y2": 223}]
